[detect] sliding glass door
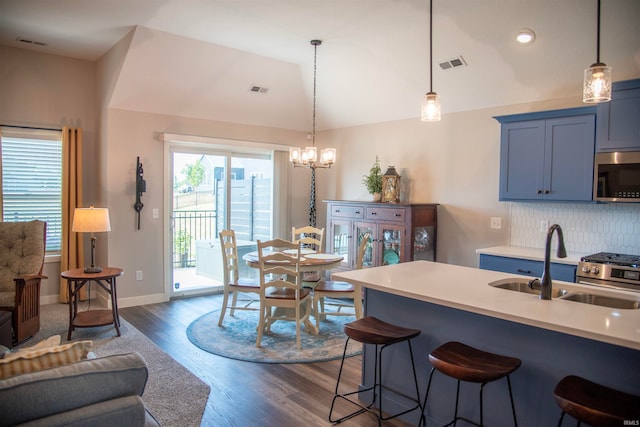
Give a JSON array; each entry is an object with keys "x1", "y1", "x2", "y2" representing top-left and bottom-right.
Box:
[{"x1": 170, "y1": 148, "x2": 273, "y2": 296}]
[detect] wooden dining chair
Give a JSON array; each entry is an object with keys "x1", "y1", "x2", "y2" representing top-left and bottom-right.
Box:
[
  {"x1": 312, "y1": 232, "x2": 370, "y2": 332},
  {"x1": 217, "y1": 230, "x2": 260, "y2": 327},
  {"x1": 256, "y1": 238, "x2": 312, "y2": 350},
  {"x1": 292, "y1": 225, "x2": 325, "y2": 285}
]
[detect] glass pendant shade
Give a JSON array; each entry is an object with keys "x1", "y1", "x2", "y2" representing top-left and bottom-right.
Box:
[
  {"x1": 421, "y1": 92, "x2": 441, "y2": 122},
  {"x1": 320, "y1": 148, "x2": 336, "y2": 166},
  {"x1": 583, "y1": 63, "x2": 612, "y2": 103},
  {"x1": 289, "y1": 147, "x2": 301, "y2": 165}
]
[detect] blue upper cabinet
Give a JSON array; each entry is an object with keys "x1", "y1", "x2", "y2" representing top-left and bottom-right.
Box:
[
  {"x1": 596, "y1": 79, "x2": 640, "y2": 152},
  {"x1": 495, "y1": 107, "x2": 596, "y2": 202}
]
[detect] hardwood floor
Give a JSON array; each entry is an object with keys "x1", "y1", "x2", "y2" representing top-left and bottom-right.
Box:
[{"x1": 120, "y1": 293, "x2": 417, "y2": 427}]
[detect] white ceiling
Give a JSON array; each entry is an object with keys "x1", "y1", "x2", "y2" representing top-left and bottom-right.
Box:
[{"x1": 1, "y1": 0, "x2": 639, "y2": 131}]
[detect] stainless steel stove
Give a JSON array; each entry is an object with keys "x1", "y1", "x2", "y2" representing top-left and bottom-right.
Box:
[{"x1": 576, "y1": 252, "x2": 640, "y2": 292}]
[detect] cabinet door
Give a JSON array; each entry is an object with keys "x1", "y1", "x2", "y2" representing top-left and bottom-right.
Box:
[
  {"x1": 328, "y1": 219, "x2": 353, "y2": 269},
  {"x1": 544, "y1": 115, "x2": 595, "y2": 201},
  {"x1": 354, "y1": 222, "x2": 376, "y2": 268},
  {"x1": 378, "y1": 224, "x2": 404, "y2": 266},
  {"x1": 499, "y1": 120, "x2": 546, "y2": 200},
  {"x1": 597, "y1": 84, "x2": 640, "y2": 152}
]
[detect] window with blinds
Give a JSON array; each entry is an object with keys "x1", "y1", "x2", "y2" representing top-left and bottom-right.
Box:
[{"x1": 1, "y1": 129, "x2": 63, "y2": 253}]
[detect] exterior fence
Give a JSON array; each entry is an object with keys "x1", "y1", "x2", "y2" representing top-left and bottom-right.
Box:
[{"x1": 172, "y1": 177, "x2": 271, "y2": 268}]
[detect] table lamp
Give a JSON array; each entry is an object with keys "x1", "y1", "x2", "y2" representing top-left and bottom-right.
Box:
[{"x1": 72, "y1": 206, "x2": 111, "y2": 273}]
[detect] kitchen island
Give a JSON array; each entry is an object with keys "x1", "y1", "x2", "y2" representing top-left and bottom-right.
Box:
[{"x1": 332, "y1": 261, "x2": 640, "y2": 427}]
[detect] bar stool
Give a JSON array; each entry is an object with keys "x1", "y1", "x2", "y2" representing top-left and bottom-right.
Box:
[
  {"x1": 421, "y1": 341, "x2": 521, "y2": 427},
  {"x1": 554, "y1": 375, "x2": 640, "y2": 427},
  {"x1": 329, "y1": 316, "x2": 422, "y2": 426}
]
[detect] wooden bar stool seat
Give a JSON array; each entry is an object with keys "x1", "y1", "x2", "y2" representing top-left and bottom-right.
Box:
[
  {"x1": 329, "y1": 316, "x2": 422, "y2": 426},
  {"x1": 422, "y1": 341, "x2": 521, "y2": 427},
  {"x1": 554, "y1": 375, "x2": 640, "y2": 427}
]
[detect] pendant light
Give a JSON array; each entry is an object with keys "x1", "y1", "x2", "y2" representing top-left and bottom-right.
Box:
[
  {"x1": 290, "y1": 40, "x2": 336, "y2": 168},
  {"x1": 583, "y1": 0, "x2": 612, "y2": 103},
  {"x1": 421, "y1": 0, "x2": 441, "y2": 122}
]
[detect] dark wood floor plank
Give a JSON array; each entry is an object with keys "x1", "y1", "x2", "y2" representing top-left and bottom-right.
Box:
[{"x1": 120, "y1": 294, "x2": 415, "y2": 426}]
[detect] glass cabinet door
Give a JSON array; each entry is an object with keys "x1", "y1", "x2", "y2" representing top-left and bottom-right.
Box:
[
  {"x1": 355, "y1": 223, "x2": 376, "y2": 268},
  {"x1": 413, "y1": 225, "x2": 435, "y2": 261},
  {"x1": 379, "y1": 224, "x2": 404, "y2": 265},
  {"x1": 329, "y1": 220, "x2": 352, "y2": 269}
]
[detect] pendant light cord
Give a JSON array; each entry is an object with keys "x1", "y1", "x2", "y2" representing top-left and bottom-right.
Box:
[
  {"x1": 596, "y1": 0, "x2": 601, "y2": 63},
  {"x1": 429, "y1": 0, "x2": 433, "y2": 92},
  {"x1": 312, "y1": 40, "x2": 318, "y2": 147}
]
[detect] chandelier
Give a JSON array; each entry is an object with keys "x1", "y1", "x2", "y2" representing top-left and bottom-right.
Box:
[{"x1": 290, "y1": 40, "x2": 336, "y2": 168}]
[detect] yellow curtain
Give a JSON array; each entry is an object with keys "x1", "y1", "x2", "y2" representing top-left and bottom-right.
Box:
[{"x1": 59, "y1": 127, "x2": 85, "y2": 302}]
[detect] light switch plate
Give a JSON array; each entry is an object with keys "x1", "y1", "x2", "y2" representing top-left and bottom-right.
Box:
[{"x1": 152, "y1": 208, "x2": 159, "y2": 219}]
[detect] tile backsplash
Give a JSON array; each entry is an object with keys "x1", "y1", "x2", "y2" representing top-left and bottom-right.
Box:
[{"x1": 510, "y1": 203, "x2": 640, "y2": 255}]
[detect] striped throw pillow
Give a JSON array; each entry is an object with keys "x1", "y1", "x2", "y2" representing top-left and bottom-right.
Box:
[{"x1": 0, "y1": 340, "x2": 93, "y2": 379}]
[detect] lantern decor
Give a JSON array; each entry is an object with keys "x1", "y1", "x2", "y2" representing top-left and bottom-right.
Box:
[{"x1": 382, "y1": 166, "x2": 401, "y2": 203}]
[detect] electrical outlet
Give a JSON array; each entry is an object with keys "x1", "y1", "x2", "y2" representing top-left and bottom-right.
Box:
[
  {"x1": 540, "y1": 220, "x2": 549, "y2": 232},
  {"x1": 490, "y1": 217, "x2": 502, "y2": 229},
  {"x1": 136, "y1": 270, "x2": 143, "y2": 281},
  {"x1": 152, "y1": 208, "x2": 159, "y2": 219}
]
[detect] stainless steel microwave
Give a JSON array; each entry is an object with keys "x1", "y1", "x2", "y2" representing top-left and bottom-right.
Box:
[{"x1": 594, "y1": 151, "x2": 640, "y2": 202}]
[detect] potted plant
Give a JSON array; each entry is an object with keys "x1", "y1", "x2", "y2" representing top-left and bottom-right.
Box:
[{"x1": 362, "y1": 156, "x2": 383, "y2": 201}]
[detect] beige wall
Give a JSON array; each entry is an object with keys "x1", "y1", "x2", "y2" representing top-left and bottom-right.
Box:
[{"x1": 0, "y1": 46, "x2": 97, "y2": 303}]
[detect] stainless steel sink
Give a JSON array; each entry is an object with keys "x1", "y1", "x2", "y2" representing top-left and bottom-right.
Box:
[
  {"x1": 489, "y1": 278, "x2": 569, "y2": 298},
  {"x1": 489, "y1": 278, "x2": 640, "y2": 309},
  {"x1": 559, "y1": 293, "x2": 640, "y2": 310}
]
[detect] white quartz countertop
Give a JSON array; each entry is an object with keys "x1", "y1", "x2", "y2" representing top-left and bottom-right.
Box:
[
  {"x1": 476, "y1": 245, "x2": 590, "y2": 265},
  {"x1": 333, "y1": 261, "x2": 640, "y2": 351}
]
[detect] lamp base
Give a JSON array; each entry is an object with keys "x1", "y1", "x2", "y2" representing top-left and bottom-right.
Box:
[{"x1": 83, "y1": 266, "x2": 103, "y2": 274}]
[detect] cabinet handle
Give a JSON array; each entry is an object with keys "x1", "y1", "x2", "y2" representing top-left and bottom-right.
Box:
[
  {"x1": 536, "y1": 190, "x2": 542, "y2": 194},
  {"x1": 371, "y1": 212, "x2": 377, "y2": 215},
  {"x1": 355, "y1": 211, "x2": 361, "y2": 214},
  {"x1": 335, "y1": 209, "x2": 340, "y2": 213},
  {"x1": 395, "y1": 213, "x2": 401, "y2": 217},
  {"x1": 517, "y1": 269, "x2": 532, "y2": 274},
  {"x1": 544, "y1": 190, "x2": 550, "y2": 194}
]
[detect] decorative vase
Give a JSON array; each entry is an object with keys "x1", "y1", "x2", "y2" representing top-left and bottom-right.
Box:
[{"x1": 373, "y1": 192, "x2": 382, "y2": 202}]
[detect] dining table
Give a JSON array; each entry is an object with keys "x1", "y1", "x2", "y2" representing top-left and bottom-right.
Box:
[{"x1": 242, "y1": 249, "x2": 344, "y2": 334}]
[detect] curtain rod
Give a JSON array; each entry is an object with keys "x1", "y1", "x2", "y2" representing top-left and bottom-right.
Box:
[{"x1": 0, "y1": 124, "x2": 62, "y2": 132}]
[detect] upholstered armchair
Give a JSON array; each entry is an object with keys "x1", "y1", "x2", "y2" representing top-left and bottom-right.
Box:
[{"x1": 0, "y1": 220, "x2": 46, "y2": 344}]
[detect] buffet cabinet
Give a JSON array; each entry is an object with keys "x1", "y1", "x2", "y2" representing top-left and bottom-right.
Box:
[{"x1": 324, "y1": 200, "x2": 438, "y2": 270}]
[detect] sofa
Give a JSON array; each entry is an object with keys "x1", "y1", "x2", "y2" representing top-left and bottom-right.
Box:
[{"x1": 0, "y1": 352, "x2": 160, "y2": 427}]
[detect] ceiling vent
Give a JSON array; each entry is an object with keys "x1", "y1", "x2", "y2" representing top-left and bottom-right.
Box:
[
  {"x1": 439, "y1": 55, "x2": 467, "y2": 70},
  {"x1": 249, "y1": 85, "x2": 269, "y2": 94},
  {"x1": 16, "y1": 37, "x2": 47, "y2": 47}
]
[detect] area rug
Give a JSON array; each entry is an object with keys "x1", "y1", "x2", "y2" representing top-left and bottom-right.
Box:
[
  {"x1": 187, "y1": 308, "x2": 361, "y2": 363},
  {"x1": 19, "y1": 303, "x2": 210, "y2": 427}
]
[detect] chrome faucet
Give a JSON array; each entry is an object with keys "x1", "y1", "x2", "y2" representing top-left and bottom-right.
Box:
[{"x1": 529, "y1": 224, "x2": 567, "y2": 300}]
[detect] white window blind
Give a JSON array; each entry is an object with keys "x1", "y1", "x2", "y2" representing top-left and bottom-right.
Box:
[{"x1": 1, "y1": 129, "x2": 63, "y2": 253}]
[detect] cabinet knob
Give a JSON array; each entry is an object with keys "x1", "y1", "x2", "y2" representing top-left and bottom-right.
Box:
[
  {"x1": 537, "y1": 190, "x2": 542, "y2": 194},
  {"x1": 544, "y1": 190, "x2": 550, "y2": 194}
]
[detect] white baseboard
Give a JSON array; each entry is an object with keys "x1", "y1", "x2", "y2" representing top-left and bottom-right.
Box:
[{"x1": 40, "y1": 293, "x2": 168, "y2": 308}]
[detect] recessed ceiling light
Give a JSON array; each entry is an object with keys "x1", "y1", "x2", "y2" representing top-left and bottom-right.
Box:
[{"x1": 516, "y1": 29, "x2": 535, "y2": 44}]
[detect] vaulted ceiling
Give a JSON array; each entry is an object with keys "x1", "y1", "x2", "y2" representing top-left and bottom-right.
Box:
[{"x1": 1, "y1": 0, "x2": 639, "y2": 131}]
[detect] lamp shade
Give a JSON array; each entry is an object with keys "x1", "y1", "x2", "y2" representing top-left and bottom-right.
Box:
[{"x1": 72, "y1": 207, "x2": 111, "y2": 233}]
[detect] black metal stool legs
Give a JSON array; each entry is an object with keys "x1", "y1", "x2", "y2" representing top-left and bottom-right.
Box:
[
  {"x1": 329, "y1": 337, "x2": 422, "y2": 426},
  {"x1": 421, "y1": 371, "x2": 518, "y2": 427}
]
